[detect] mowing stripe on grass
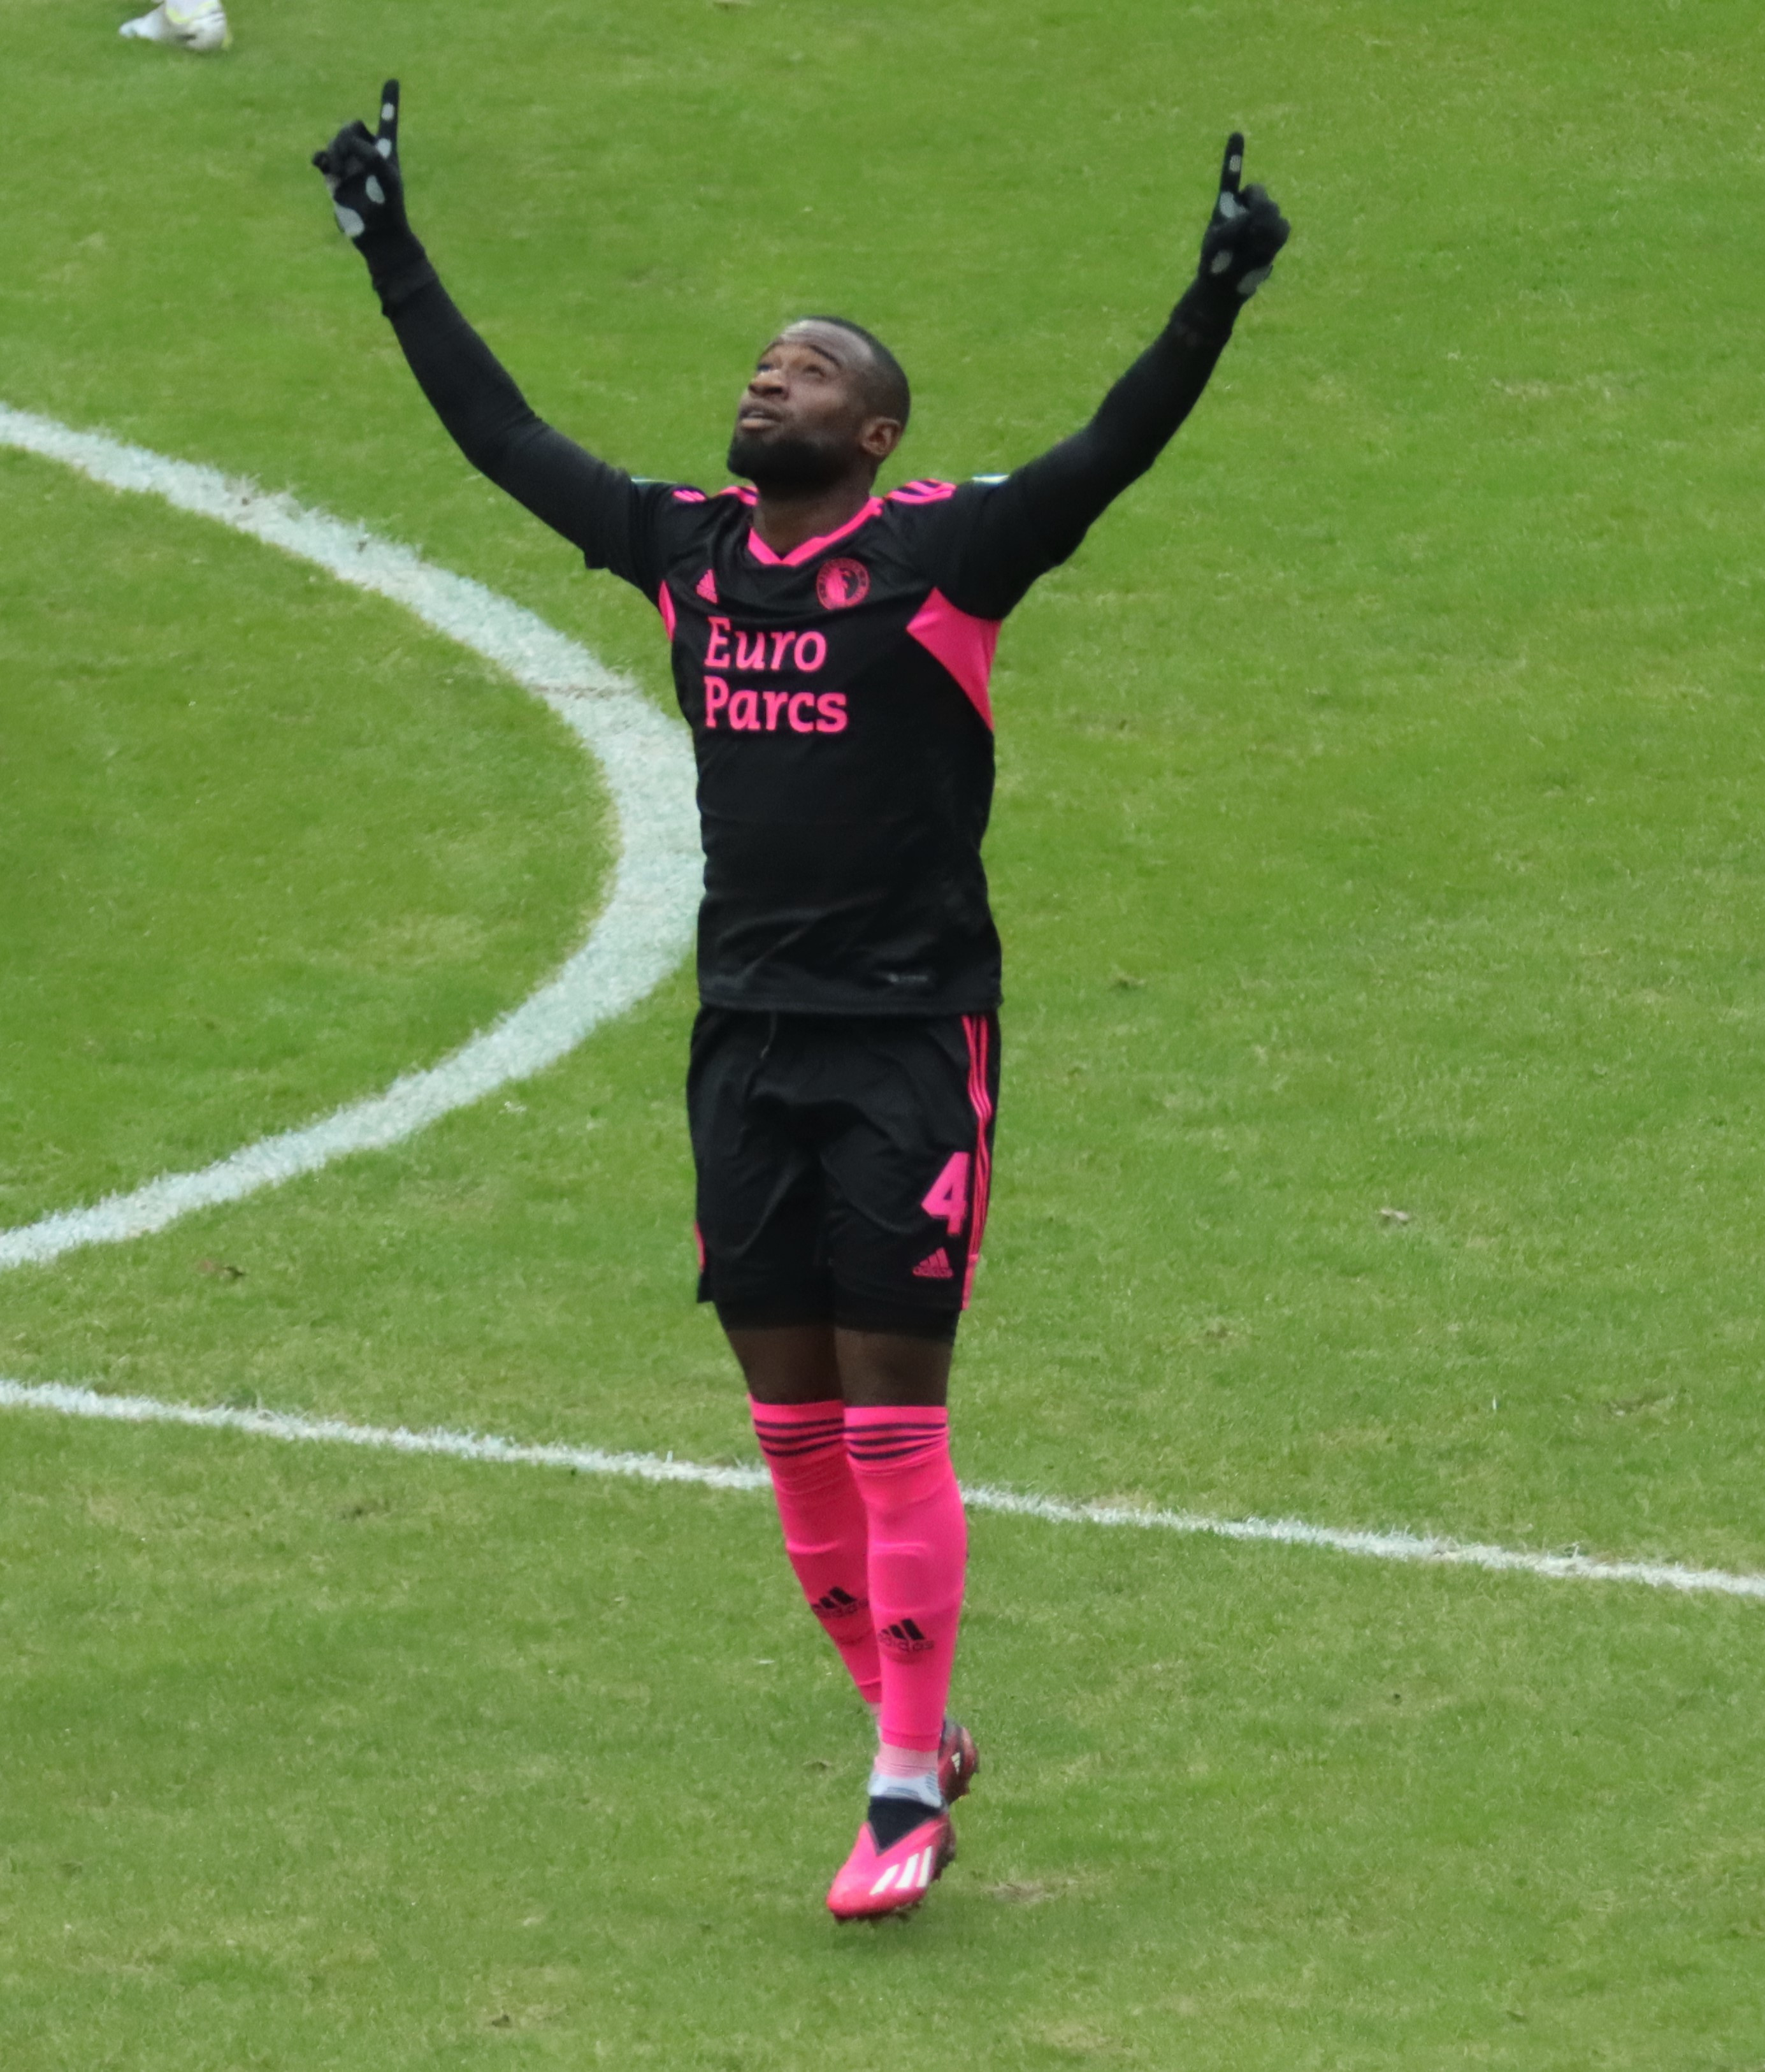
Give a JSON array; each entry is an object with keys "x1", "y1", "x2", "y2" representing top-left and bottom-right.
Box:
[
  {"x1": 0, "y1": 405, "x2": 700, "y2": 1274},
  {"x1": 5, "y1": 1377, "x2": 1762, "y2": 1604}
]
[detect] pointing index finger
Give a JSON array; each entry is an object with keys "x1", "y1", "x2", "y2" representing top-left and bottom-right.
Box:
[
  {"x1": 376, "y1": 78, "x2": 400, "y2": 159},
  {"x1": 1220, "y1": 131, "x2": 1245, "y2": 201}
]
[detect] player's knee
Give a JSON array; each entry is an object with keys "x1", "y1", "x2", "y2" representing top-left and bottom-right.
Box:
[
  {"x1": 834, "y1": 1325, "x2": 953, "y2": 1407},
  {"x1": 721, "y1": 1317, "x2": 842, "y2": 1400}
]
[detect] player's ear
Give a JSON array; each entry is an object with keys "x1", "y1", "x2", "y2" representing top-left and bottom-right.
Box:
[{"x1": 860, "y1": 416, "x2": 904, "y2": 463}]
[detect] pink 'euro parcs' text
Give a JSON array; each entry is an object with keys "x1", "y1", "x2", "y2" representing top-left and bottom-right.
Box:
[{"x1": 701, "y1": 615, "x2": 844, "y2": 732}]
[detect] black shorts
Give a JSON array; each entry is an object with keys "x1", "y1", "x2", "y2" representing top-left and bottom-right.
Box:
[{"x1": 688, "y1": 1008, "x2": 1000, "y2": 1342}]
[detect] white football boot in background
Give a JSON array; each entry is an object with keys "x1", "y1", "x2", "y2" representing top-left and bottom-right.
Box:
[{"x1": 119, "y1": 2, "x2": 231, "y2": 51}]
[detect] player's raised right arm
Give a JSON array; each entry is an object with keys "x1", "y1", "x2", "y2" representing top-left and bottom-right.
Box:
[
  {"x1": 925, "y1": 135, "x2": 1290, "y2": 621},
  {"x1": 312, "y1": 82, "x2": 649, "y2": 574}
]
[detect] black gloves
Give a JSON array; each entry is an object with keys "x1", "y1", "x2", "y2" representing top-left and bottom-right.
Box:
[
  {"x1": 313, "y1": 79, "x2": 422, "y2": 279},
  {"x1": 312, "y1": 92, "x2": 1290, "y2": 328},
  {"x1": 1197, "y1": 132, "x2": 1290, "y2": 300}
]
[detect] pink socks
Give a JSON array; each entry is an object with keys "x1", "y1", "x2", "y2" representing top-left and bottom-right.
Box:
[
  {"x1": 844, "y1": 1405, "x2": 967, "y2": 1756},
  {"x1": 750, "y1": 1398, "x2": 969, "y2": 1760},
  {"x1": 750, "y1": 1400, "x2": 881, "y2": 1706}
]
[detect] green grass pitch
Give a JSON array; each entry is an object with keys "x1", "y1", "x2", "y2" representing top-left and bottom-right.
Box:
[{"x1": 4, "y1": 0, "x2": 1765, "y2": 2063}]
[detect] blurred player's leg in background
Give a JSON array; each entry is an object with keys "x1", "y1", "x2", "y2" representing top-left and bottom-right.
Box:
[{"x1": 120, "y1": 1, "x2": 231, "y2": 51}]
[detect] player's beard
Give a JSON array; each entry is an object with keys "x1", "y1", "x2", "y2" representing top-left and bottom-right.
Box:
[{"x1": 726, "y1": 427, "x2": 848, "y2": 494}]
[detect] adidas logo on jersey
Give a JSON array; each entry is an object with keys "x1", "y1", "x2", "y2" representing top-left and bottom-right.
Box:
[
  {"x1": 912, "y1": 1247, "x2": 953, "y2": 1280},
  {"x1": 695, "y1": 567, "x2": 718, "y2": 604}
]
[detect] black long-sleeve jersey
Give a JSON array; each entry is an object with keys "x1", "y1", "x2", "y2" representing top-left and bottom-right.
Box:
[{"x1": 364, "y1": 233, "x2": 1241, "y2": 1014}]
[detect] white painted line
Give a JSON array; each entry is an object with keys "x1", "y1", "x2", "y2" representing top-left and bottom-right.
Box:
[
  {"x1": 0, "y1": 405, "x2": 701, "y2": 1273},
  {"x1": 5, "y1": 1377, "x2": 1761, "y2": 1604},
  {"x1": 0, "y1": 1378, "x2": 768, "y2": 1493}
]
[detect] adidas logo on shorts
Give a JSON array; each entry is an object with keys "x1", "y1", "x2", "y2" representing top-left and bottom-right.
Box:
[{"x1": 912, "y1": 1247, "x2": 953, "y2": 1280}]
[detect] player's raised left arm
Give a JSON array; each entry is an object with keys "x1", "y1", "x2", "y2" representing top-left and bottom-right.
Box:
[
  {"x1": 312, "y1": 83, "x2": 662, "y2": 582},
  {"x1": 928, "y1": 134, "x2": 1290, "y2": 619}
]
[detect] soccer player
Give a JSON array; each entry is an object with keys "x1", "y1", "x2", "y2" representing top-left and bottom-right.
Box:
[{"x1": 313, "y1": 83, "x2": 1288, "y2": 1919}]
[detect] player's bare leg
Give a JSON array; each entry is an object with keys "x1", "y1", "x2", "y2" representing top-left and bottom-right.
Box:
[
  {"x1": 726, "y1": 1323, "x2": 844, "y2": 1405},
  {"x1": 729, "y1": 1324, "x2": 948, "y2": 1408}
]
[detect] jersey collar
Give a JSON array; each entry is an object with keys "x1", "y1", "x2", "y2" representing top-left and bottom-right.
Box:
[{"x1": 745, "y1": 496, "x2": 883, "y2": 568}]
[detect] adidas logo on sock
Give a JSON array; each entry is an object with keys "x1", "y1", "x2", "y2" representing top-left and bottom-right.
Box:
[
  {"x1": 912, "y1": 1247, "x2": 953, "y2": 1280},
  {"x1": 879, "y1": 1617, "x2": 934, "y2": 1658},
  {"x1": 695, "y1": 567, "x2": 718, "y2": 604},
  {"x1": 812, "y1": 1586, "x2": 866, "y2": 1620}
]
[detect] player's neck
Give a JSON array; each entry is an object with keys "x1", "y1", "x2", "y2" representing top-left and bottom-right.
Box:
[{"x1": 751, "y1": 477, "x2": 877, "y2": 558}]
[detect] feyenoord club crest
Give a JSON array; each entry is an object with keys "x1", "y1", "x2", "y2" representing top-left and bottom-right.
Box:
[{"x1": 816, "y1": 557, "x2": 870, "y2": 609}]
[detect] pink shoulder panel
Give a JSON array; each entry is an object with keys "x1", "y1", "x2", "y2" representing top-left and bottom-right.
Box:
[{"x1": 906, "y1": 588, "x2": 1001, "y2": 730}]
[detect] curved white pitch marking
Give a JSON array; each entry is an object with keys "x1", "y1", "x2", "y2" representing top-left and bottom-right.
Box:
[{"x1": 0, "y1": 405, "x2": 700, "y2": 1271}]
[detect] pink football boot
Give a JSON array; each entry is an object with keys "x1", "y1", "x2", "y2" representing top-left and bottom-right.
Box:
[
  {"x1": 939, "y1": 1717, "x2": 979, "y2": 1806},
  {"x1": 826, "y1": 1807, "x2": 956, "y2": 1920}
]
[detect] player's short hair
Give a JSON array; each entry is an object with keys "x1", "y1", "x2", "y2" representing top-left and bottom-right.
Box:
[{"x1": 796, "y1": 316, "x2": 911, "y2": 430}]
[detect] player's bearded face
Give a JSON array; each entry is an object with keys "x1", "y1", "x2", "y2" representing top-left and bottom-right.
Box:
[
  {"x1": 728, "y1": 328, "x2": 872, "y2": 492},
  {"x1": 725, "y1": 422, "x2": 851, "y2": 492}
]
